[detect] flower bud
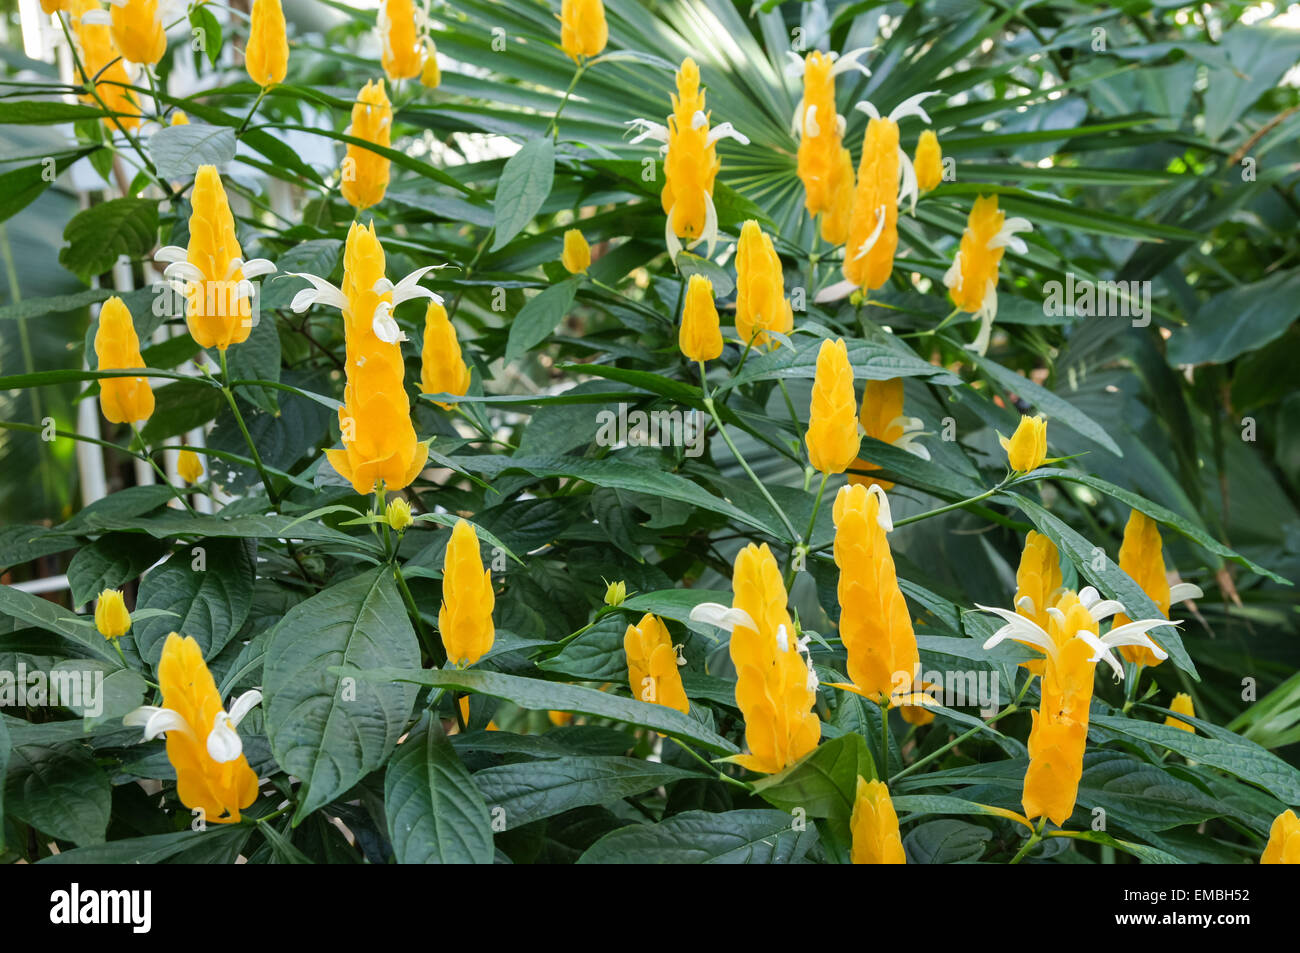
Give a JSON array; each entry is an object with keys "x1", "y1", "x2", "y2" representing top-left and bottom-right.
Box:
[
  {"x1": 386, "y1": 497, "x2": 414, "y2": 533},
  {"x1": 1001, "y1": 414, "x2": 1047, "y2": 472},
  {"x1": 95, "y1": 588, "x2": 131, "y2": 639},
  {"x1": 850, "y1": 778, "x2": 905, "y2": 864},
  {"x1": 678, "y1": 273, "x2": 722, "y2": 362},
  {"x1": 561, "y1": 228, "x2": 591, "y2": 274},
  {"x1": 1165, "y1": 692, "x2": 1196, "y2": 733},
  {"x1": 560, "y1": 0, "x2": 608, "y2": 62},
  {"x1": 603, "y1": 579, "x2": 626, "y2": 607},
  {"x1": 914, "y1": 130, "x2": 943, "y2": 192},
  {"x1": 177, "y1": 448, "x2": 204, "y2": 484},
  {"x1": 245, "y1": 0, "x2": 289, "y2": 88},
  {"x1": 1262, "y1": 809, "x2": 1300, "y2": 864}
]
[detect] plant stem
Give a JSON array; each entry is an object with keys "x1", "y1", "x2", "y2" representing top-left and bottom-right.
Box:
[
  {"x1": 547, "y1": 64, "x2": 586, "y2": 138},
  {"x1": 880, "y1": 704, "x2": 891, "y2": 776},
  {"x1": 893, "y1": 477, "x2": 1013, "y2": 529},
  {"x1": 698, "y1": 361, "x2": 798, "y2": 541},
  {"x1": 217, "y1": 349, "x2": 278, "y2": 506},
  {"x1": 1009, "y1": 817, "x2": 1047, "y2": 864},
  {"x1": 237, "y1": 86, "x2": 269, "y2": 136},
  {"x1": 668, "y1": 737, "x2": 752, "y2": 792},
  {"x1": 394, "y1": 562, "x2": 441, "y2": 665},
  {"x1": 890, "y1": 675, "x2": 1032, "y2": 783},
  {"x1": 129, "y1": 423, "x2": 198, "y2": 515}
]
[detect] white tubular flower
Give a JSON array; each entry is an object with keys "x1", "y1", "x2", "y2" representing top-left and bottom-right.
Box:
[
  {"x1": 124, "y1": 688, "x2": 262, "y2": 764},
  {"x1": 286, "y1": 272, "x2": 347, "y2": 314},
  {"x1": 707, "y1": 122, "x2": 750, "y2": 147},
  {"x1": 625, "y1": 118, "x2": 669, "y2": 146},
  {"x1": 851, "y1": 204, "x2": 889, "y2": 261},
  {"x1": 975, "y1": 598, "x2": 1172, "y2": 679},
  {"x1": 867, "y1": 483, "x2": 894, "y2": 532},
  {"x1": 828, "y1": 48, "x2": 872, "y2": 78},
  {"x1": 1170, "y1": 582, "x2": 1204, "y2": 604},
  {"x1": 887, "y1": 415, "x2": 930, "y2": 460}
]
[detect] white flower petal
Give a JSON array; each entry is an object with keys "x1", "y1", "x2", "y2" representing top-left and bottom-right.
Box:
[
  {"x1": 887, "y1": 91, "x2": 938, "y2": 124},
  {"x1": 688, "y1": 603, "x2": 757, "y2": 634},
  {"x1": 206, "y1": 713, "x2": 244, "y2": 763},
  {"x1": 814, "y1": 279, "x2": 859, "y2": 303},
  {"x1": 285, "y1": 272, "x2": 346, "y2": 312},
  {"x1": 154, "y1": 245, "x2": 189, "y2": 265},
  {"x1": 163, "y1": 261, "x2": 205, "y2": 284},
  {"x1": 829, "y1": 48, "x2": 872, "y2": 78},
  {"x1": 803, "y1": 105, "x2": 820, "y2": 138},
  {"x1": 898, "y1": 148, "x2": 919, "y2": 215},
  {"x1": 372, "y1": 304, "x2": 407, "y2": 344},
  {"x1": 626, "y1": 118, "x2": 668, "y2": 145},
  {"x1": 691, "y1": 110, "x2": 708, "y2": 130},
  {"x1": 1101, "y1": 620, "x2": 1174, "y2": 662},
  {"x1": 866, "y1": 483, "x2": 894, "y2": 532},
  {"x1": 665, "y1": 214, "x2": 683, "y2": 262},
  {"x1": 943, "y1": 251, "x2": 962, "y2": 292},
  {"x1": 775, "y1": 624, "x2": 790, "y2": 652},
  {"x1": 1088, "y1": 600, "x2": 1126, "y2": 622},
  {"x1": 1015, "y1": 595, "x2": 1036, "y2": 615},
  {"x1": 1076, "y1": 631, "x2": 1123, "y2": 680},
  {"x1": 1169, "y1": 583, "x2": 1203, "y2": 604},
  {"x1": 853, "y1": 100, "x2": 881, "y2": 120},
  {"x1": 700, "y1": 190, "x2": 720, "y2": 258},
  {"x1": 241, "y1": 258, "x2": 277, "y2": 279},
  {"x1": 226, "y1": 689, "x2": 263, "y2": 727},
  {"x1": 706, "y1": 121, "x2": 749, "y2": 147}
]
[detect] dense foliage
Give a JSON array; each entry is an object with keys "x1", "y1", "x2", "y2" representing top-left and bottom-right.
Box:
[{"x1": 1, "y1": 0, "x2": 1299, "y2": 865}]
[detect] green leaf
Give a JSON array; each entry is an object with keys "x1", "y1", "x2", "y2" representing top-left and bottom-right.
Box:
[
  {"x1": 1165, "y1": 269, "x2": 1300, "y2": 366},
  {"x1": 227, "y1": 312, "x2": 281, "y2": 414},
  {"x1": 188, "y1": 3, "x2": 224, "y2": 66},
  {"x1": 491, "y1": 136, "x2": 555, "y2": 251},
  {"x1": 384, "y1": 719, "x2": 495, "y2": 864},
  {"x1": 140, "y1": 379, "x2": 227, "y2": 442},
  {"x1": 461, "y1": 453, "x2": 784, "y2": 540},
  {"x1": 0, "y1": 717, "x2": 8, "y2": 849},
  {"x1": 1025, "y1": 468, "x2": 1289, "y2": 584},
  {"x1": 59, "y1": 198, "x2": 159, "y2": 284},
  {"x1": 133, "y1": 538, "x2": 256, "y2": 666},
  {"x1": 0, "y1": 287, "x2": 115, "y2": 323},
  {"x1": 0, "y1": 149, "x2": 92, "y2": 224},
  {"x1": 264, "y1": 567, "x2": 421, "y2": 823},
  {"x1": 751, "y1": 732, "x2": 875, "y2": 821},
  {"x1": 5, "y1": 743, "x2": 111, "y2": 846},
  {"x1": 577, "y1": 809, "x2": 819, "y2": 863},
  {"x1": 721, "y1": 335, "x2": 962, "y2": 391},
  {"x1": 66, "y1": 532, "x2": 169, "y2": 609},
  {"x1": 1091, "y1": 714, "x2": 1300, "y2": 804},
  {"x1": 537, "y1": 615, "x2": 628, "y2": 681},
  {"x1": 1045, "y1": 829, "x2": 1184, "y2": 864},
  {"x1": 972, "y1": 353, "x2": 1122, "y2": 456},
  {"x1": 36, "y1": 825, "x2": 251, "y2": 864},
  {"x1": 676, "y1": 252, "x2": 734, "y2": 297},
  {"x1": 148, "y1": 123, "x2": 237, "y2": 180},
  {"x1": 0, "y1": 101, "x2": 108, "y2": 125},
  {"x1": 343, "y1": 668, "x2": 738, "y2": 754},
  {"x1": 472, "y1": 756, "x2": 694, "y2": 829},
  {"x1": 903, "y1": 818, "x2": 992, "y2": 863},
  {"x1": 504, "y1": 277, "x2": 580, "y2": 365}
]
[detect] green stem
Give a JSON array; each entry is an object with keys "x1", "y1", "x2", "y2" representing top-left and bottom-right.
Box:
[
  {"x1": 237, "y1": 86, "x2": 269, "y2": 136},
  {"x1": 216, "y1": 349, "x2": 278, "y2": 505},
  {"x1": 1009, "y1": 817, "x2": 1048, "y2": 864},
  {"x1": 547, "y1": 64, "x2": 586, "y2": 138},
  {"x1": 129, "y1": 423, "x2": 198, "y2": 515},
  {"x1": 880, "y1": 704, "x2": 891, "y2": 776},
  {"x1": 893, "y1": 477, "x2": 1013, "y2": 529},
  {"x1": 668, "y1": 737, "x2": 753, "y2": 792},
  {"x1": 698, "y1": 361, "x2": 798, "y2": 541},
  {"x1": 394, "y1": 562, "x2": 441, "y2": 664},
  {"x1": 786, "y1": 469, "x2": 829, "y2": 587}
]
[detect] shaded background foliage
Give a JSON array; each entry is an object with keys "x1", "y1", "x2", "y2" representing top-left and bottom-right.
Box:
[{"x1": 0, "y1": 0, "x2": 1298, "y2": 863}]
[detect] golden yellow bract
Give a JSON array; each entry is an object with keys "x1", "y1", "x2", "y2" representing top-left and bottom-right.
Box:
[
  {"x1": 94, "y1": 589, "x2": 130, "y2": 639},
  {"x1": 380, "y1": 0, "x2": 423, "y2": 81},
  {"x1": 94, "y1": 295, "x2": 154, "y2": 425},
  {"x1": 850, "y1": 777, "x2": 906, "y2": 864},
  {"x1": 560, "y1": 0, "x2": 608, "y2": 61},
  {"x1": 341, "y1": 79, "x2": 393, "y2": 211},
  {"x1": 177, "y1": 448, "x2": 204, "y2": 484},
  {"x1": 843, "y1": 117, "x2": 900, "y2": 291},
  {"x1": 728, "y1": 543, "x2": 820, "y2": 774},
  {"x1": 246, "y1": 0, "x2": 289, "y2": 88},
  {"x1": 734, "y1": 220, "x2": 793, "y2": 349},
  {"x1": 109, "y1": 0, "x2": 165, "y2": 66},
  {"x1": 439, "y1": 519, "x2": 496, "y2": 666},
  {"x1": 624, "y1": 612, "x2": 688, "y2": 714},
  {"x1": 420, "y1": 300, "x2": 471, "y2": 411},
  {"x1": 1262, "y1": 809, "x2": 1300, "y2": 864},
  {"x1": 1001, "y1": 414, "x2": 1047, "y2": 472},
  {"x1": 678, "y1": 273, "x2": 723, "y2": 362},
  {"x1": 806, "y1": 337, "x2": 860, "y2": 475},
  {"x1": 561, "y1": 229, "x2": 591, "y2": 274}
]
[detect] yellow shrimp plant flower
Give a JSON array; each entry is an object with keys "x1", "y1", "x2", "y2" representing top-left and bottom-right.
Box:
[
  {"x1": 420, "y1": 300, "x2": 471, "y2": 410},
  {"x1": 154, "y1": 165, "x2": 276, "y2": 351},
  {"x1": 734, "y1": 219, "x2": 793, "y2": 349},
  {"x1": 1113, "y1": 509, "x2": 1203, "y2": 667},
  {"x1": 787, "y1": 48, "x2": 870, "y2": 220},
  {"x1": 379, "y1": 0, "x2": 424, "y2": 81},
  {"x1": 806, "y1": 337, "x2": 861, "y2": 475},
  {"x1": 626, "y1": 57, "x2": 749, "y2": 259},
  {"x1": 1262, "y1": 809, "x2": 1300, "y2": 864},
  {"x1": 340, "y1": 79, "x2": 393, "y2": 211},
  {"x1": 559, "y1": 0, "x2": 608, "y2": 61},
  {"x1": 94, "y1": 295, "x2": 154, "y2": 425},
  {"x1": 847, "y1": 378, "x2": 928, "y2": 490},
  {"x1": 943, "y1": 194, "x2": 1034, "y2": 354},
  {"x1": 679, "y1": 273, "x2": 723, "y2": 362},
  {"x1": 624, "y1": 612, "x2": 688, "y2": 713},
  {"x1": 245, "y1": 0, "x2": 289, "y2": 88},
  {"x1": 689, "y1": 543, "x2": 820, "y2": 774},
  {"x1": 850, "y1": 777, "x2": 906, "y2": 864},
  {"x1": 123, "y1": 633, "x2": 262, "y2": 823},
  {"x1": 440, "y1": 519, "x2": 496, "y2": 667},
  {"x1": 69, "y1": 0, "x2": 141, "y2": 131}
]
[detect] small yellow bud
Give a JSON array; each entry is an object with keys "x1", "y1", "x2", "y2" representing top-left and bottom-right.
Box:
[
  {"x1": 386, "y1": 496, "x2": 413, "y2": 533},
  {"x1": 1000, "y1": 414, "x2": 1047, "y2": 473},
  {"x1": 95, "y1": 588, "x2": 131, "y2": 639},
  {"x1": 420, "y1": 42, "x2": 440, "y2": 88},
  {"x1": 850, "y1": 778, "x2": 906, "y2": 864},
  {"x1": 1165, "y1": 692, "x2": 1196, "y2": 733},
  {"x1": 561, "y1": 229, "x2": 591, "y2": 274},
  {"x1": 603, "y1": 580, "x2": 627, "y2": 607},
  {"x1": 170, "y1": 110, "x2": 189, "y2": 126},
  {"x1": 177, "y1": 448, "x2": 204, "y2": 484},
  {"x1": 914, "y1": 130, "x2": 943, "y2": 192}
]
